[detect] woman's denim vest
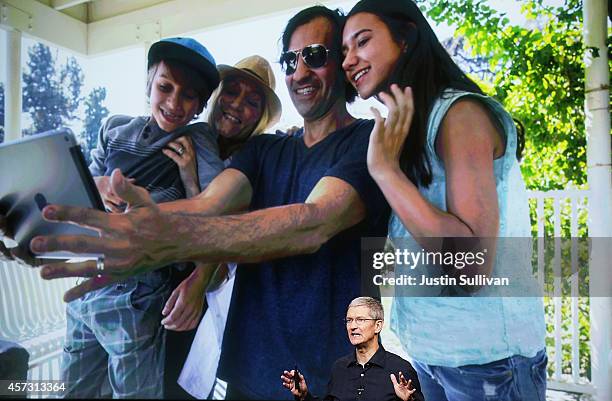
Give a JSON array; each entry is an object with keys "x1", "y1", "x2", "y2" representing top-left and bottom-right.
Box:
[{"x1": 388, "y1": 89, "x2": 546, "y2": 366}]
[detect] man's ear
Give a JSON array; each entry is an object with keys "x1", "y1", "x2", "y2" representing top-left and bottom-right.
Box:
[{"x1": 375, "y1": 320, "x2": 384, "y2": 333}]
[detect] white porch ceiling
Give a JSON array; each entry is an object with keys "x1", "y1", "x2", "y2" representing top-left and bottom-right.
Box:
[{"x1": 0, "y1": 0, "x2": 331, "y2": 56}]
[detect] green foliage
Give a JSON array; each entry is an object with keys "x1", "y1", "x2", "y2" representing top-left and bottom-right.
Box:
[
  {"x1": 418, "y1": 0, "x2": 608, "y2": 190},
  {"x1": 81, "y1": 87, "x2": 109, "y2": 164},
  {"x1": 22, "y1": 43, "x2": 84, "y2": 135}
]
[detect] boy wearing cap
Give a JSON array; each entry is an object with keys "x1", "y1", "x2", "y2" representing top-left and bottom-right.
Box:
[{"x1": 60, "y1": 37, "x2": 224, "y2": 399}]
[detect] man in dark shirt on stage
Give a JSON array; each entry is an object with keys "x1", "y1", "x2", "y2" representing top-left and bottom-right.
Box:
[{"x1": 282, "y1": 297, "x2": 425, "y2": 401}]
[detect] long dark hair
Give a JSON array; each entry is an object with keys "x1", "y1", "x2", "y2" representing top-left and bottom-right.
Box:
[
  {"x1": 348, "y1": 1, "x2": 524, "y2": 187},
  {"x1": 383, "y1": 13, "x2": 482, "y2": 187}
]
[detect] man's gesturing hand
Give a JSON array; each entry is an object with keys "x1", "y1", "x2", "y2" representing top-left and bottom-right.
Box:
[
  {"x1": 281, "y1": 369, "x2": 308, "y2": 400},
  {"x1": 391, "y1": 371, "x2": 416, "y2": 401}
]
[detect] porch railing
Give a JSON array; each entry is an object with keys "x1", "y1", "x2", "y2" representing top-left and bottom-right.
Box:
[
  {"x1": 0, "y1": 259, "x2": 74, "y2": 397},
  {"x1": 528, "y1": 189, "x2": 595, "y2": 396}
]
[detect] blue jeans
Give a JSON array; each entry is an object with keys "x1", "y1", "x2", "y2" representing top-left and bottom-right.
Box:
[{"x1": 412, "y1": 349, "x2": 547, "y2": 401}]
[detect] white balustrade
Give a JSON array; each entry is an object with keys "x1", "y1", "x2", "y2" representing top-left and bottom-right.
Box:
[{"x1": 528, "y1": 189, "x2": 595, "y2": 396}]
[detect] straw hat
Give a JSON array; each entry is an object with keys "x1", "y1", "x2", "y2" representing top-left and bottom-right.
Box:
[{"x1": 217, "y1": 55, "x2": 282, "y2": 129}]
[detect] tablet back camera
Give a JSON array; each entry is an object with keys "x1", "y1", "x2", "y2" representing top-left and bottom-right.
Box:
[{"x1": 34, "y1": 193, "x2": 48, "y2": 211}]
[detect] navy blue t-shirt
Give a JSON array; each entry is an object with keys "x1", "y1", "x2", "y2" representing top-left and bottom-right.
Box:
[{"x1": 218, "y1": 119, "x2": 390, "y2": 399}]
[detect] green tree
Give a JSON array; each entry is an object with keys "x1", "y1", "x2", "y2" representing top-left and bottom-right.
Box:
[
  {"x1": 22, "y1": 43, "x2": 84, "y2": 135},
  {"x1": 80, "y1": 87, "x2": 109, "y2": 164},
  {"x1": 442, "y1": 36, "x2": 495, "y2": 82},
  {"x1": 418, "y1": 0, "x2": 607, "y2": 190}
]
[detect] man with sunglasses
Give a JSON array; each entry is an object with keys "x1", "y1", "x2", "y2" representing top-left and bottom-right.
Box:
[{"x1": 22, "y1": 5, "x2": 389, "y2": 400}]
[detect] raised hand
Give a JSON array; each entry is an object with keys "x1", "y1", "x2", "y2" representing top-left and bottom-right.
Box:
[
  {"x1": 390, "y1": 371, "x2": 416, "y2": 401},
  {"x1": 367, "y1": 84, "x2": 414, "y2": 178},
  {"x1": 281, "y1": 369, "x2": 308, "y2": 400},
  {"x1": 163, "y1": 136, "x2": 200, "y2": 197}
]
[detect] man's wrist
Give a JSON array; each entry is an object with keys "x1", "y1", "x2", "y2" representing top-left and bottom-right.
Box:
[
  {"x1": 181, "y1": 172, "x2": 200, "y2": 197},
  {"x1": 156, "y1": 212, "x2": 188, "y2": 265}
]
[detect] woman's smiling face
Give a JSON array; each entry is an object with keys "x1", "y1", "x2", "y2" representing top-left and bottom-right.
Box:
[
  {"x1": 342, "y1": 12, "x2": 404, "y2": 99},
  {"x1": 212, "y1": 77, "x2": 264, "y2": 139}
]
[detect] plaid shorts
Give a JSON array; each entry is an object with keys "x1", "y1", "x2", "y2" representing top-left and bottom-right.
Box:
[{"x1": 60, "y1": 271, "x2": 171, "y2": 399}]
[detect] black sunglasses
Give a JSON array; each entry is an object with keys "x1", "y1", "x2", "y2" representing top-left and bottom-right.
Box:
[{"x1": 280, "y1": 44, "x2": 330, "y2": 75}]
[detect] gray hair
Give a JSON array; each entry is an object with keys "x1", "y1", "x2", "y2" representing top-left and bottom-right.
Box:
[{"x1": 348, "y1": 297, "x2": 384, "y2": 321}]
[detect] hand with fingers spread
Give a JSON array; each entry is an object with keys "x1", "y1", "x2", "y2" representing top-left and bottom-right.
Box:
[
  {"x1": 161, "y1": 263, "x2": 213, "y2": 331},
  {"x1": 34, "y1": 168, "x2": 174, "y2": 291},
  {"x1": 391, "y1": 371, "x2": 416, "y2": 401},
  {"x1": 367, "y1": 84, "x2": 414, "y2": 179},
  {"x1": 163, "y1": 136, "x2": 200, "y2": 197},
  {"x1": 280, "y1": 369, "x2": 308, "y2": 400}
]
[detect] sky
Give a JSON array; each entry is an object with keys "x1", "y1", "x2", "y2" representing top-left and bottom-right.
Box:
[{"x1": 0, "y1": 0, "x2": 564, "y2": 135}]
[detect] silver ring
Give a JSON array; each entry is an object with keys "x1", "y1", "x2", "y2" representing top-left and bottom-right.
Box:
[
  {"x1": 177, "y1": 146, "x2": 185, "y2": 156},
  {"x1": 96, "y1": 258, "x2": 105, "y2": 274}
]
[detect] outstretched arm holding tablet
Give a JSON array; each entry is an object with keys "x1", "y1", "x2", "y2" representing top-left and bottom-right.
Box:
[{"x1": 29, "y1": 165, "x2": 366, "y2": 297}]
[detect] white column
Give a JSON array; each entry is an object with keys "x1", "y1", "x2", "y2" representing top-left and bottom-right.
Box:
[
  {"x1": 5, "y1": 29, "x2": 22, "y2": 141},
  {"x1": 583, "y1": 1, "x2": 611, "y2": 400},
  {"x1": 143, "y1": 41, "x2": 152, "y2": 114}
]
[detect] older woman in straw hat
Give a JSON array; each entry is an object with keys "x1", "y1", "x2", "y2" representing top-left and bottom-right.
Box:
[
  {"x1": 211, "y1": 55, "x2": 282, "y2": 161},
  {"x1": 160, "y1": 55, "x2": 282, "y2": 399}
]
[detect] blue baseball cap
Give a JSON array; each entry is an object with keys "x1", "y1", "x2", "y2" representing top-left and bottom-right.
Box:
[{"x1": 148, "y1": 37, "x2": 220, "y2": 92}]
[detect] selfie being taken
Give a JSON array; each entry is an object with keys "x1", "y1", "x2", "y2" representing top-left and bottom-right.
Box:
[{"x1": 0, "y1": 0, "x2": 609, "y2": 400}]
